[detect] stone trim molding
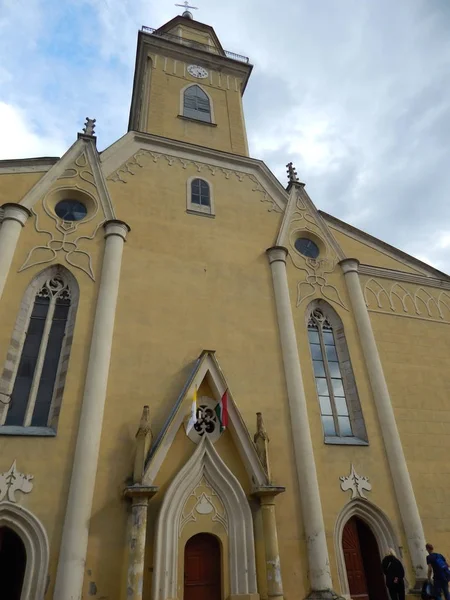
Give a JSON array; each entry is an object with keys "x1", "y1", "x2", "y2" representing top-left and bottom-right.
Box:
[
  {"x1": 359, "y1": 264, "x2": 450, "y2": 290},
  {"x1": 143, "y1": 350, "x2": 268, "y2": 487},
  {"x1": 0, "y1": 264, "x2": 79, "y2": 430},
  {"x1": 18, "y1": 136, "x2": 116, "y2": 220},
  {"x1": 0, "y1": 157, "x2": 58, "y2": 174},
  {"x1": 152, "y1": 437, "x2": 258, "y2": 600},
  {"x1": 323, "y1": 211, "x2": 448, "y2": 281},
  {"x1": 99, "y1": 131, "x2": 287, "y2": 212},
  {"x1": 334, "y1": 499, "x2": 401, "y2": 599},
  {"x1": 0, "y1": 501, "x2": 49, "y2": 600},
  {"x1": 274, "y1": 186, "x2": 347, "y2": 311}
]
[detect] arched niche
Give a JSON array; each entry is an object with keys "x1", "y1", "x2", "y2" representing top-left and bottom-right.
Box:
[
  {"x1": 0, "y1": 502, "x2": 49, "y2": 600},
  {"x1": 152, "y1": 437, "x2": 257, "y2": 600}
]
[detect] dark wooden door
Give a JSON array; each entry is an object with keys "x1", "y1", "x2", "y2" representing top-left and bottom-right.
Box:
[
  {"x1": 343, "y1": 517, "x2": 369, "y2": 600},
  {"x1": 184, "y1": 533, "x2": 221, "y2": 600},
  {"x1": 0, "y1": 526, "x2": 26, "y2": 600},
  {"x1": 357, "y1": 519, "x2": 389, "y2": 600}
]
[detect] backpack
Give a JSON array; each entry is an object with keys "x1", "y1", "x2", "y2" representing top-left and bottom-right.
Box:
[{"x1": 434, "y1": 553, "x2": 450, "y2": 582}]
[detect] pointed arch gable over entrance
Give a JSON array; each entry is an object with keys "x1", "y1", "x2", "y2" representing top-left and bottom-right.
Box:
[
  {"x1": 152, "y1": 437, "x2": 258, "y2": 600},
  {"x1": 143, "y1": 350, "x2": 268, "y2": 487},
  {"x1": 0, "y1": 502, "x2": 49, "y2": 600},
  {"x1": 334, "y1": 499, "x2": 401, "y2": 598}
]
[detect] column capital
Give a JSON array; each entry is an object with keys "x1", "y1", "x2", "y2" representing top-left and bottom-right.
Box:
[
  {"x1": 339, "y1": 258, "x2": 360, "y2": 275},
  {"x1": 104, "y1": 219, "x2": 131, "y2": 241},
  {"x1": 1, "y1": 203, "x2": 32, "y2": 226},
  {"x1": 266, "y1": 246, "x2": 288, "y2": 265},
  {"x1": 252, "y1": 485, "x2": 286, "y2": 502},
  {"x1": 123, "y1": 484, "x2": 158, "y2": 502}
]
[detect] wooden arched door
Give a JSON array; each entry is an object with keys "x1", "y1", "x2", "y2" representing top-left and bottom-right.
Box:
[
  {"x1": 184, "y1": 533, "x2": 221, "y2": 600},
  {"x1": 0, "y1": 526, "x2": 26, "y2": 600},
  {"x1": 342, "y1": 517, "x2": 388, "y2": 600}
]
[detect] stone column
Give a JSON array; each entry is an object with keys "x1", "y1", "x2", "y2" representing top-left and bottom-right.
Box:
[
  {"x1": 254, "y1": 488, "x2": 285, "y2": 600},
  {"x1": 124, "y1": 486, "x2": 158, "y2": 600},
  {"x1": 0, "y1": 203, "x2": 31, "y2": 300},
  {"x1": 266, "y1": 246, "x2": 333, "y2": 596},
  {"x1": 54, "y1": 220, "x2": 130, "y2": 600},
  {"x1": 340, "y1": 258, "x2": 427, "y2": 583}
]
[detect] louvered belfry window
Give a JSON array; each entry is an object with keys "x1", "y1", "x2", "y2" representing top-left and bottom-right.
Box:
[{"x1": 183, "y1": 85, "x2": 212, "y2": 122}]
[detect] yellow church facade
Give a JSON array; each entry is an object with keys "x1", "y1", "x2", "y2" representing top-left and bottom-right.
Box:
[{"x1": 0, "y1": 11, "x2": 449, "y2": 600}]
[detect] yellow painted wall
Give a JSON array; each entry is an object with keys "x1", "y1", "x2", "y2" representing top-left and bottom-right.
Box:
[
  {"x1": 0, "y1": 171, "x2": 46, "y2": 204},
  {"x1": 145, "y1": 55, "x2": 248, "y2": 155},
  {"x1": 329, "y1": 225, "x2": 425, "y2": 274},
  {"x1": 0, "y1": 155, "x2": 109, "y2": 597},
  {"x1": 82, "y1": 156, "x2": 309, "y2": 599}
]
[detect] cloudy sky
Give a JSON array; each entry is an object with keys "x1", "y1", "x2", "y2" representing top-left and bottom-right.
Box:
[{"x1": 1, "y1": 0, "x2": 450, "y2": 271}]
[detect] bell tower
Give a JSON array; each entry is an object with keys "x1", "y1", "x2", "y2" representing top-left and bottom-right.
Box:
[{"x1": 128, "y1": 11, "x2": 253, "y2": 156}]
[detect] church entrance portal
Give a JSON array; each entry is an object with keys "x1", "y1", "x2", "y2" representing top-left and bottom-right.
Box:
[
  {"x1": 184, "y1": 533, "x2": 221, "y2": 600},
  {"x1": 342, "y1": 516, "x2": 388, "y2": 600},
  {"x1": 0, "y1": 526, "x2": 26, "y2": 600}
]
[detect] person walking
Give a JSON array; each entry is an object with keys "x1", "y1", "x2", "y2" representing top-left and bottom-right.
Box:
[
  {"x1": 382, "y1": 548, "x2": 406, "y2": 600},
  {"x1": 426, "y1": 543, "x2": 450, "y2": 600}
]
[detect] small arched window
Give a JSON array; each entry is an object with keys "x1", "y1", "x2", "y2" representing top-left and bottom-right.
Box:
[
  {"x1": 188, "y1": 178, "x2": 213, "y2": 216},
  {"x1": 0, "y1": 266, "x2": 78, "y2": 433},
  {"x1": 307, "y1": 302, "x2": 368, "y2": 444},
  {"x1": 183, "y1": 85, "x2": 211, "y2": 123}
]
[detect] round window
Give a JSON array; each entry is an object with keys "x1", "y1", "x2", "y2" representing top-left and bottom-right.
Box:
[
  {"x1": 295, "y1": 237, "x2": 320, "y2": 259},
  {"x1": 55, "y1": 199, "x2": 87, "y2": 221}
]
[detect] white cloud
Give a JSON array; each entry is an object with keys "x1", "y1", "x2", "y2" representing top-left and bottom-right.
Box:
[{"x1": 0, "y1": 102, "x2": 66, "y2": 159}]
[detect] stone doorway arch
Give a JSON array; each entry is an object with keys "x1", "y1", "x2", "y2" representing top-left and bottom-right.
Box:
[
  {"x1": 152, "y1": 437, "x2": 257, "y2": 600},
  {"x1": 334, "y1": 499, "x2": 401, "y2": 598},
  {"x1": 0, "y1": 502, "x2": 49, "y2": 600}
]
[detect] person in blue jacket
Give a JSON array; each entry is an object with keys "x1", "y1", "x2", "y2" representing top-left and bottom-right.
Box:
[{"x1": 426, "y1": 543, "x2": 450, "y2": 600}]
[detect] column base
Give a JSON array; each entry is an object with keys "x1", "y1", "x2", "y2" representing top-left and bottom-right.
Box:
[
  {"x1": 305, "y1": 591, "x2": 345, "y2": 600},
  {"x1": 408, "y1": 577, "x2": 427, "y2": 595},
  {"x1": 229, "y1": 595, "x2": 260, "y2": 600}
]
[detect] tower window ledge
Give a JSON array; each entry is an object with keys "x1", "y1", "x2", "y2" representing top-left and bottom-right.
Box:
[{"x1": 177, "y1": 115, "x2": 217, "y2": 127}]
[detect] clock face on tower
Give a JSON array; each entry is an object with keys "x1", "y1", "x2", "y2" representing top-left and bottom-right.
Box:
[{"x1": 187, "y1": 65, "x2": 209, "y2": 79}]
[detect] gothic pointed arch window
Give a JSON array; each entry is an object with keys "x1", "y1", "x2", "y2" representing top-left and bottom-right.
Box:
[
  {"x1": 0, "y1": 265, "x2": 79, "y2": 434},
  {"x1": 183, "y1": 85, "x2": 212, "y2": 123},
  {"x1": 307, "y1": 300, "x2": 368, "y2": 445}
]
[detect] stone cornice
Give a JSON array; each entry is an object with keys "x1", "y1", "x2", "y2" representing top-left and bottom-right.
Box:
[
  {"x1": 100, "y1": 130, "x2": 288, "y2": 213},
  {"x1": 0, "y1": 157, "x2": 59, "y2": 175},
  {"x1": 320, "y1": 210, "x2": 449, "y2": 281},
  {"x1": 359, "y1": 263, "x2": 450, "y2": 291}
]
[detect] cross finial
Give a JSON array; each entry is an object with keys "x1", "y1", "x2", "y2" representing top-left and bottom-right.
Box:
[
  {"x1": 286, "y1": 162, "x2": 299, "y2": 184},
  {"x1": 82, "y1": 117, "x2": 96, "y2": 137},
  {"x1": 175, "y1": 1, "x2": 198, "y2": 18}
]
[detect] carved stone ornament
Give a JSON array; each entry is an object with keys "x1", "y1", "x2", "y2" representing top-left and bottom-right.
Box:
[
  {"x1": 340, "y1": 464, "x2": 372, "y2": 500},
  {"x1": 107, "y1": 148, "x2": 282, "y2": 213},
  {"x1": 285, "y1": 188, "x2": 347, "y2": 311},
  {"x1": 185, "y1": 395, "x2": 222, "y2": 444},
  {"x1": 0, "y1": 461, "x2": 34, "y2": 503},
  {"x1": 180, "y1": 476, "x2": 228, "y2": 534},
  {"x1": 364, "y1": 278, "x2": 450, "y2": 324}
]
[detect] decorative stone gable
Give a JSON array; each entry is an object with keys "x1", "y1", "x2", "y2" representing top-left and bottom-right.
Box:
[{"x1": 276, "y1": 176, "x2": 347, "y2": 311}]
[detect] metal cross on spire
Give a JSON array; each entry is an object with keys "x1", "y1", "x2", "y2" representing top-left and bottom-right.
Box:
[{"x1": 175, "y1": 1, "x2": 198, "y2": 19}]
